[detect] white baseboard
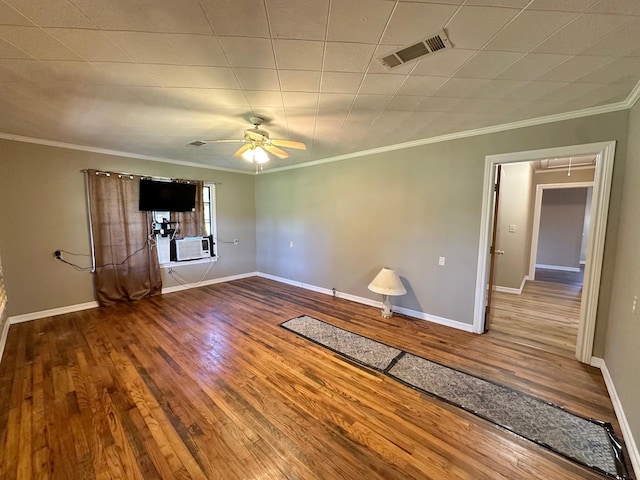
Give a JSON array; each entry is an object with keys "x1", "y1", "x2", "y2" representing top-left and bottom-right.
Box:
[
  {"x1": 0, "y1": 317, "x2": 10, "y2": 364},
  {"x1": 536, "y1": 263, "x2": 581, "y2": 272},
  {"x1": 589, "y1": 356, "x2": 604, "y2": 368},
  {"x1": 8, "y1": 301, "x2": 100, "y2": 324},
  {"x1": 590, "y1": 356, "x2": 640, "y2": 478},
  {"x1": 496, "y1": 276, "x2": 529, "y2": 295},
  {"x1": 495, "y1": 286, "x2": 521, "y2": 294},
  {"x1": 4, "y1": 272, "x2": 259, "y2": 325},
  {"x1": 257, "y1": 272, "x2": 475, "y2": 333},
  {"x1": 256, "y1": 272, "x2": 379, "y2": 308},
  {"x1": 393, "y1": 305, "x2": 475, "y2": 332},
  {"x1": 162, "y1": 272, "x2": 258, "y2": 294}
]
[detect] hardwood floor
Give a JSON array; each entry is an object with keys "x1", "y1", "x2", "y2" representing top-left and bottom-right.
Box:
[
  {"x1": 488, "y1": 279, "x2": 581, "y2": 358},
  {"x1": 0, "y1": 277, "x2": 628, "y2": 479}
]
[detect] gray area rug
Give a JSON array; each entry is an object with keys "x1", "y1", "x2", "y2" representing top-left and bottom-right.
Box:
[{"x1": 281, "y1": 315, "x2": 629, "y2": 479}]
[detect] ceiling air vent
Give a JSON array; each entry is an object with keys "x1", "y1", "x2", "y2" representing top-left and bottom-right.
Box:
[
  {"x1": 380, "y1": 30, "x2": 452, "y2": 70},
  {"x1": 187, "y1": 140, "x2": 207, "y2": 147}
]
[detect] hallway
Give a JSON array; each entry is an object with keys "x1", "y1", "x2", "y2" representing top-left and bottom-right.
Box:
[{"x1": 488, "y1": 275, "x2": 582, "y2": 359}]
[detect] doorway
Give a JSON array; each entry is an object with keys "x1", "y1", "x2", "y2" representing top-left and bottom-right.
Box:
[
  {"x1": 529, "y1": 183, "x2": 594, "y2": 286},
  {"x1": 473, "y1": 141, "x2": 616, "y2": 363},
  {"x1": 487, "y1": 172, "x2": 594, "y2": 357}
]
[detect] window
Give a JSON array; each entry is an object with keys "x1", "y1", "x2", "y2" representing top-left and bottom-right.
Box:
[
  {"x1": 155, "y1": 184, "x2": 217, "y2": 265},
  {"x1": 203, "y1": 184, "x2": 218, "y2": 259},
  {"x1": 203, "y1": 185, "x2": 214, "y2": 237}
]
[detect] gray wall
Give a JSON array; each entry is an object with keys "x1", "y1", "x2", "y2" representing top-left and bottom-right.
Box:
[
  {"x1": 256, "y1": 111, "x2": 629, "y2": 357},
  {"x1": 257, "y1": 146, "x2": 483, "y2": 323},
  {"x1": 0, "y1": 108, "x2": 637, "y2": 456},
  {"x1": 536, "y1": 188, "x2": 588, "y2": 269},
  {"x1": 494, "y1": 163, "x2": 534, "y2": 290},
  {"x1": 605, "y1": 100, "x2": 640, "y2": 460},
  {"x1": 0, "y1": 139, "x2": 257, "y2": 316}
]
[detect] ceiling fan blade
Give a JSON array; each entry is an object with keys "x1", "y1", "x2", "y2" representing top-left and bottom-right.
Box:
[
  {"x1": 270, "y1": 139, "x2": 306, "y2": 150},
  {"x1": 201, "y1": 139, "x2": 244, "y2": 143},
  {"x1": 263, "y1": 144, "x2": 289, "y2": 159},
  {"x1": 233, "y1": 144, "x2": 251, "y2": 158}
]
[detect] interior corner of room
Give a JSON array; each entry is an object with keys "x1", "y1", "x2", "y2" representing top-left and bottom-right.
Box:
[
  {"x1": 1, "y1": 106, "x2": 640, "y2": 478},
  {"x1": 2, "y1": 2, "x2": 640, "y2": 475}
]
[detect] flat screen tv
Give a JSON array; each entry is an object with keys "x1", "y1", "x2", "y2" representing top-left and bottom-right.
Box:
[{"x1": 139, "y1": 179, "x2": 196, "y2": 212}]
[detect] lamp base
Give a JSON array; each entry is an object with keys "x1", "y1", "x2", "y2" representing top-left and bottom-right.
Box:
[{"x1": 381, "y1": 295, "x2": 393, "y2": 318}]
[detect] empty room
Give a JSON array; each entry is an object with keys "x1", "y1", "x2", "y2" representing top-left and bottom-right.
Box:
[{"x1": 0, "y1": 1, "x2": 639, "y2": 479}]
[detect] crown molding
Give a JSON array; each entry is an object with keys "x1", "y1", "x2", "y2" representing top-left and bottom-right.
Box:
[
  {"x1": 626, "y1": 78, "x2": 640, "y2": 109},
  {"x1": 3, "y1": 77, "x2": 640, "y2": 177},
  {"x1": 0, "y1": 133, "x2": 254, "y2": 175},
  {"x1": 263, "y1": 100, "x2": 629, "y2": 174}
]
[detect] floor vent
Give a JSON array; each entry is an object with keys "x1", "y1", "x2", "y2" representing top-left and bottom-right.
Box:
[{"x1": 380, "y1": 30, "x2": 452, "y2": 70}]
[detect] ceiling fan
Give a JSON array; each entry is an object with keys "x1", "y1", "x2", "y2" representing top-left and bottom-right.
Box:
[{"x1": 200, "y1": 116, "x2": 306, "y2": 164}]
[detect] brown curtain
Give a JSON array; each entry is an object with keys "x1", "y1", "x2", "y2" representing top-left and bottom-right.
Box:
[
  {"x1": 0, "y1": 252, "x2": 7, "y2": 326},
  {"x1": 88, "y1": 170, "x2": 162, "y2": 306},
  {"x1": 174, "y1": 180, "x2": 204, "y2": 238}
]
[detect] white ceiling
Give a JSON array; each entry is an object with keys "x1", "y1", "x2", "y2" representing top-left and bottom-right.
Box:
[
  {"x1": 1, "y1": 0, "x2": 640, "y2": 172},
  {"x1": 533, "y1": 154, "x2": 596, "y2": 171}
]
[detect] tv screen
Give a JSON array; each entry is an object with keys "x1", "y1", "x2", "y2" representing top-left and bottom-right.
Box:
[{"x1": 139, "y1": 179, "x2": 196, "y2": 212}]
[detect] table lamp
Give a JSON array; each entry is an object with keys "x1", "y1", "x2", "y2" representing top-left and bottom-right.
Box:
[{"x1": 368, "y1": 268, "x2": 407, "y2": 318}]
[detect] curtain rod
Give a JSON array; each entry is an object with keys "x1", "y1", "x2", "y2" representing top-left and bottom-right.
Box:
[{"x1": 80, "y1": 169, "x2": 221, "y2": 184}]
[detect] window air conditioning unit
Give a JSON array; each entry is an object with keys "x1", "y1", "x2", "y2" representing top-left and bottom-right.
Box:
[{"x1": 170, "y1": 236, "x2": 211, "y2": 261}]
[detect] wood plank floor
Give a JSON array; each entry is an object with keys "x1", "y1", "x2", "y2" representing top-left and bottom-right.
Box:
[
  {"x1": 0, "y1": 277, "x2": 629, "y2": 479},
  {"x1": 488, "y1": 280, "x2": 581, "y2": 358}
]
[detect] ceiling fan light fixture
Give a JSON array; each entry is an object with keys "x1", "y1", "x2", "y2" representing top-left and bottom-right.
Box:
[
  {"x1": 196, "y1": 116, "x2": 305, "y2": 167},
  {"x1": 241, "y1": 146, "x2": 269, "y2": 164},
  {"x1": 241, "y1": 147, "x2": 255, "y2": 162},
  {"x1": 254, "y1": 147, "x2": 269, "y2": 164}
]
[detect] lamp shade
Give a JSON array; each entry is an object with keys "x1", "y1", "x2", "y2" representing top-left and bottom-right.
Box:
[{"x1": 368, "y1": 268, "x2": 406, "y2": 296}]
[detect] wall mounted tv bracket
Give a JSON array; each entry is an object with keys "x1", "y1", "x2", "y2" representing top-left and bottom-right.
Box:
[{"x1": 152, "y1": 218, "x2": 176, "y2": 237}]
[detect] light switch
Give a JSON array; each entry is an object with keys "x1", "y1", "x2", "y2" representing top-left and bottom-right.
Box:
[
  {"x1": 438, "y1": 256, "x2": 445, "y2": 266},
  {"x1": 289, "y1": 241, "x2": 294, "y2": 248},
  {"x1": 509, "y1": 224, "x2": 516, "y2": 233}
]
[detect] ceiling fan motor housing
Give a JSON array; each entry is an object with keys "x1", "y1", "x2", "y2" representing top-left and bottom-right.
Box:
[{"x1": 244, "y1": 128, "x2": 270, "y2": 143}]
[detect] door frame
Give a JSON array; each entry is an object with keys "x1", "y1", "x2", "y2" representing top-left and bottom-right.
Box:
[
  {"x1": 528, "y1": 182, "x2": 594, "y2": 280},
  {"x1": 473, "y1": 141, "x2": 616, "y2": 364}
]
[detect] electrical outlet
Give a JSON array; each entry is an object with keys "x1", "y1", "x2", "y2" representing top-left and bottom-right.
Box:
[
  {"x1": 167, "y1": 267, "x2": 173, "y2": 274},
  {"x1": 54, "y1": 250, "x2": 62, "y2": 259},
  {"x1": 633, "y1": 295, "x2": 638, "y2": 315},
  {"x1": 233, "y1": 239, "x2": 239, "y2": 245},
  {"x1": 290, "y1": 241, "x2": 294, "y2": 248},
  {"x1": 438, "y1": 256, "x2": 446, "y2": 266}
]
